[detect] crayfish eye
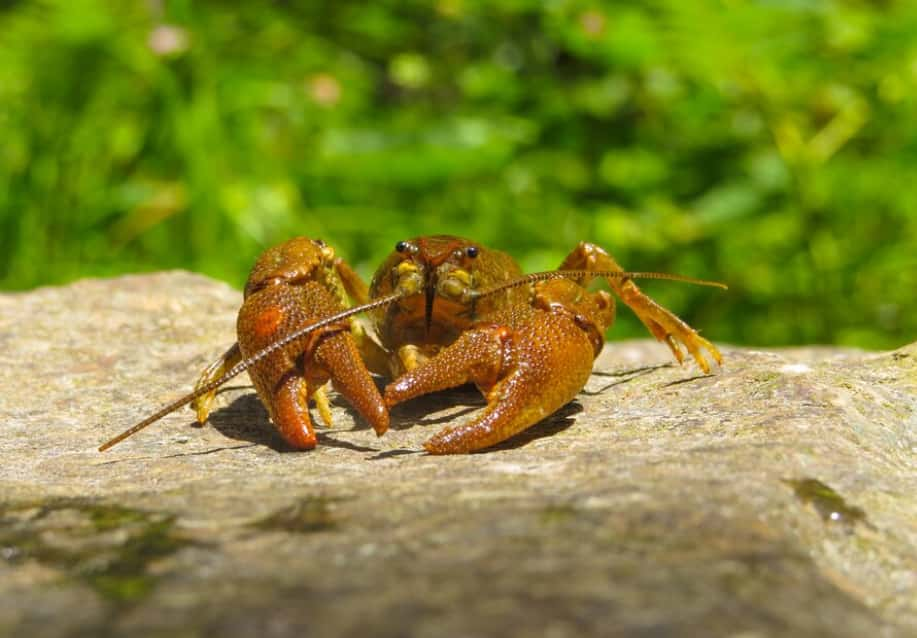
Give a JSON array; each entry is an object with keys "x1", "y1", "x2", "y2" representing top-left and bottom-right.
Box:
[
  {"x1": 465, "y1": 246, "x2": 479, "y2": 259},
  {"x1": 395, "y1": 240, "x2": 409, "y2": 253}
]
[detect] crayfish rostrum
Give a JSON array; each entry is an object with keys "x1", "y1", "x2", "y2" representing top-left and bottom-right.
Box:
[{"x1": 99, "y1": 235, "x2": 724, "y2": 454}]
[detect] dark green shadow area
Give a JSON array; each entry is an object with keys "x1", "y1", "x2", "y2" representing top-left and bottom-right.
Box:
[
  {"x1": 0, "y1": 499, "x2": 191, "y2": 606},
  {"x1": 251, "y1": 496, "x2": 345, "y2": 534},
  {"x1": 783, "y1": 478, "x2": 870, "y2": 530}
]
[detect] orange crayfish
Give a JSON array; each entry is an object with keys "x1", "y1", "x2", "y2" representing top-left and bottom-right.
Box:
[{"x1": 99, "y1": 235, "x2": 724, "y2": 454}]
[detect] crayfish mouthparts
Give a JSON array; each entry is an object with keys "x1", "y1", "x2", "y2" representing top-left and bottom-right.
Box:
[{"x1": 423, "y1": 275, "x2": 437, "y2": 336}]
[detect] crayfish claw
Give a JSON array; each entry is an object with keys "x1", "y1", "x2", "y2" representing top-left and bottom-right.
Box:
[
  {"x1": 315, "y1": 331, "x2": 390, "y2": 437},
  {"x1": 677, "y1": 331, "x2": 721, "y2": 375},
  {"x1": 663, "y1": 334, "x2": 686, "y2": 366},
  {"x1": 271, "y1": 373, "x2": 318, "y2": 450},
  {"x1": 386, "y1": 306, "x2": 597, "y2": 454}
]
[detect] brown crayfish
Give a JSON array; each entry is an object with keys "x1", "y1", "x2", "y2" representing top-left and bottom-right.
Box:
[{"x1": 99, "y1": 235, "x2": 725, "y2": 454}]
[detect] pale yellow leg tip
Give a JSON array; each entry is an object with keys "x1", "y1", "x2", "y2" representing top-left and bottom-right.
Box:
[
  {"x1": 191, "y1": 393, "x2": 215, "y2": 425},
  {"x1": 312, "y1": 385, "x2": 334, "y2": 428}
]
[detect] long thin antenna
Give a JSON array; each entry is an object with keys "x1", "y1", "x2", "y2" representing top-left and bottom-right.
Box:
[
  {"x1": 474, "y1": 269, "x2": 727, "y2": 299},
  {"x1": 98, "y1": 291, "x2": 404, "y2": 452}
]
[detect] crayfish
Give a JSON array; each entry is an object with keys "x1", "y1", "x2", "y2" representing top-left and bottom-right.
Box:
[{"x1": 99, "y1": 235, "x2": 724, "y2": 454}]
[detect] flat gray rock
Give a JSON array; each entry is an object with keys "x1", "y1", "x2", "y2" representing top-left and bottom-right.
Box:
[{"x1": 0, "y1": 272, "x2": 914, "y2": 637}]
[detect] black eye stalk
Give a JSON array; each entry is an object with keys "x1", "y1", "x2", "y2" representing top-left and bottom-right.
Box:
[
  {"x1": 465, "y1": 246, "x2": 479, "y2": 259},
  {"x1": 395, "y1": 240, "x2": 409, "y2": 253}
]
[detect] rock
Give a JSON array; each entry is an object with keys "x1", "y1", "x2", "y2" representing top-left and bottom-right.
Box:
[{"x1": 0, "y1": 272, "x2": 914, "y2": 637}]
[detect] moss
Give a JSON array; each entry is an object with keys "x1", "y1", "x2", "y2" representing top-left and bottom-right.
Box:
[
  {"x1": 539, "y1": 504, "x2": 578, "y2": 525},
  {"x1": 0, "y1": 499, "x2": 190, "y2": 605},
  {"x1": 253, "y1": 497, "x2": 342, "y2": 534},
  {"x1": 81, "y1": 513, "x2": 182, "y2": 603},
  {"x1": 783, "y1": 478, "x2": 868, "y2": 528}
]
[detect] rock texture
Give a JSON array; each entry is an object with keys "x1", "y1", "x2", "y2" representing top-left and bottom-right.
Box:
[{"x1": 0, "y1": 272, "x2": 914, "y2": 638}]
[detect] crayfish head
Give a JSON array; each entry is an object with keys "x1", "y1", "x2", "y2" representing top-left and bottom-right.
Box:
[
  {"x1": 382, "y1": 236, "x2": 482, "y2": 333},
  {"x1": 243, "y1": 237, "x2": 336, "y2": 298},
  {"x1": 386, "y1": 236, "x2": 479, "y2": 294}
]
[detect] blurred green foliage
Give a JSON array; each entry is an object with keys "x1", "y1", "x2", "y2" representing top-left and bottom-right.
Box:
[{"x1": 1, "y1": 0, "x2": 915, "y2": 348}]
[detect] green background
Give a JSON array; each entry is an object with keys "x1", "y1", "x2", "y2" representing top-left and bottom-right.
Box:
[{"x1": 2, "y1": 0, "x2": 915, "y2": 349}]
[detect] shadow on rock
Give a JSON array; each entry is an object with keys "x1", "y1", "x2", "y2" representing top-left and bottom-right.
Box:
[
  {"x1": 484, "y1": 401, "x2": 584, "y2": 453},
  {"x1": 387, "y1": 384, "x2": 485, "y2": 432},
  {"x1": 207, "y1": 393, "x2": 380, "y2": 453},
  {"x1": 583, "y1": 363, "x2": 672, "y2": 395},
  {"x1": 663, "y1": 374, "x2": 715, "y2": 388},
  {"x1": 206, "y1": 393, "x2": 288, "y2": 452},
  {"x1": 367, "y1": 448, "x2": 424, "y2": 461}
]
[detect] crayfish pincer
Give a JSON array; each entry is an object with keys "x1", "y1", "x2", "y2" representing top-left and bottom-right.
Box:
[
  {"x1": 204, "y1": 238, "x2": 390, "y2": 449},
  {"x1": 98, "y1": 237, "x2": 401, "y2": 452}
]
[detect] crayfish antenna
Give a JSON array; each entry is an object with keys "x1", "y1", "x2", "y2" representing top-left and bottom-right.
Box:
[
  {"x1": 471, "y1": 269, "x2": 727, "y2": 300},
  {"x1": 98, "y1": 291, "x2": 405, "y2": 452}
]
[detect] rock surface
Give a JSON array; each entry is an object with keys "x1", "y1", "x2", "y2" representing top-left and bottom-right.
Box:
[{"x1": 0, "y1": 272, "x2": 915, "y2": 638}]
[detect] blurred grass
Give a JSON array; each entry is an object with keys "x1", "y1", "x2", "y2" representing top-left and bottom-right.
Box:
[{"x1": 1, "y1": 0, "x2": 915, "y2": 349}]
